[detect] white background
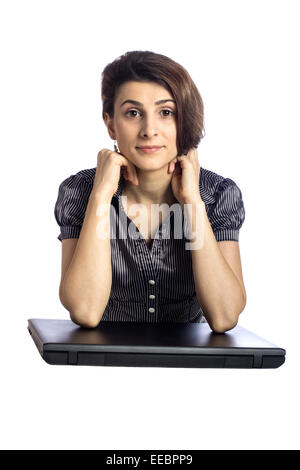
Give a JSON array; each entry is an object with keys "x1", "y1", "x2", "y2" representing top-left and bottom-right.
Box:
[{"x1": 1, "y1": 0, "x2": 299, "y2": 450}]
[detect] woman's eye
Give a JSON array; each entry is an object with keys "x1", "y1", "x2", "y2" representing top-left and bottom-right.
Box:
[
  {"x1": 126, "y1": 110, "x2": 141, "y2": 117},
  {"x1": 161, "y1": 110, "x2": 174, "y2": 117},
  {"x1": 125, "y1": 109, "x2": 175, "y2": 118}
]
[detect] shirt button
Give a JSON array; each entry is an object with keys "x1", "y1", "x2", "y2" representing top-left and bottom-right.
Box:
[
  {"x1": 149, "y1": 280, "x2": 155, "y2": 285},
  {"x1": 149, "y1": 307, "x2": 155, "y2": 313},
  {"x1": 149, "y1": 294, "x2": 155, "y2": 300}
]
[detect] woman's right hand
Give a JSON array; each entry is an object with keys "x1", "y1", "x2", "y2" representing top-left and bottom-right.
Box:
[{"x1": 92, "y1": 148, "x2": 139, "y2": 200}]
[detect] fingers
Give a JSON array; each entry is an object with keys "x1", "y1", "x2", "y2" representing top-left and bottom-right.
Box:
[
  {"x1": 174, "y1": 160, "x2": 182, "y2": 176},
  {"x1": 115, "y1": 153, "x2": 137, "y2": 185},
  {"x1": 177, "y1": 148, "x2": 200, "y2": 172},
  {"x1": 122, "y1": 166, "x2": 129, "y2": 181},
  {"x1": 125, "y1": 161, "x2": 139, "y2": 185},
  {"x1": 168, "y1": 157, "x2": 178, "y2": 173},
  {"x1": 168, "y1": 149, "x2": 197, "y2": 174},
  {"x1": 178, "y1": 148, "x2": 197, "y2": 159}
]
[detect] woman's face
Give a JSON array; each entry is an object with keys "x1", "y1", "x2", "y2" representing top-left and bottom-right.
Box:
[{"x1": 105, "y1": 80, "x2": 178, "y2": 171}]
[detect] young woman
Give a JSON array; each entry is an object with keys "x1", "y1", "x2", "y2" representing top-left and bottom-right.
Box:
[{"x1": 55, "y1": 50, "x2": 247, "y2": 332}]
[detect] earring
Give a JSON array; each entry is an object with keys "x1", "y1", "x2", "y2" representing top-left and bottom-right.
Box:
[{"x1": 113, "y1": 139, "x2": 119, "y2": 153}]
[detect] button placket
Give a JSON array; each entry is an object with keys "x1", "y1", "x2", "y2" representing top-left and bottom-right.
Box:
[{"x1": 148, "y1": 279, "x2": 156, "y2": 314}]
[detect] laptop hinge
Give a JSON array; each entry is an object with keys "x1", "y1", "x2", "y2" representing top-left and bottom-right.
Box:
[
  {"x1": 253, "y1": 353, "x2": 263, "y2": 368},
  {"x1": 68, "y1": 351, "x2": 78, "y2": 365}
]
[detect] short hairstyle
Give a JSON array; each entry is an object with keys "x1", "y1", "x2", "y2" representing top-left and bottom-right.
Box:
[{"x1": 101, "y1": 50, "x2": 205, "y2": 156}]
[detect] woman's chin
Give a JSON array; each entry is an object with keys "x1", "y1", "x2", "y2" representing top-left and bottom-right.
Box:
[{"x1": 136, "y1": 163, "x2": 167, "y2": 172}]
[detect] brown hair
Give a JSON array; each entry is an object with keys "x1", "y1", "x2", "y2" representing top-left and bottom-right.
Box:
[{"x1": 101, "y1": 50, "x2": 205, "y2": 156}]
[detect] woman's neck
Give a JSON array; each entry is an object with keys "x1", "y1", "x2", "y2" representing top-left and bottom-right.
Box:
[{"x1": 122, "y1": 171, "x2": 177, "y2": 207}]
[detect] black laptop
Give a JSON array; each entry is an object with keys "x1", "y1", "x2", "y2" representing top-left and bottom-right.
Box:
[{"x1": 27, "y1": 318, "x2": 285, "y2": 368}]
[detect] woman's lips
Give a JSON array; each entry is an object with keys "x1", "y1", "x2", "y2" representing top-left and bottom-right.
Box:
[{"x1": 137, "y1": 147, "x2": 163, "y2": 153}]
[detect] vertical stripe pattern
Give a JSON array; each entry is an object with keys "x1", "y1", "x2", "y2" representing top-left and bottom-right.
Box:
[{"x1": 54, "y1": 166, "x2": 245, "y2": 324}]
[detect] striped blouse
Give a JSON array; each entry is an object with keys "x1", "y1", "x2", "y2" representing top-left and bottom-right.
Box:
[{"x1": 54, "y1": 167, "x2": 245, "y2": 324}]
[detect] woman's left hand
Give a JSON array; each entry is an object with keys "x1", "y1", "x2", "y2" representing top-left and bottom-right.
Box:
[{"x1": 167, "y1": 147, "x2": 202, "y2": 207}]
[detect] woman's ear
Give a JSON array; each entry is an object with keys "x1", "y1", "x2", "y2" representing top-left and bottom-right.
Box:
[{"x1": 104, "y1": 112, "x2": 116, "y2": 140}]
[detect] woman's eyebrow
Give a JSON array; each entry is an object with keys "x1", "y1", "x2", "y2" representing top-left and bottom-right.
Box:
[{"x1": 120, "y1": 99, "x2": 176, "y2": 108}]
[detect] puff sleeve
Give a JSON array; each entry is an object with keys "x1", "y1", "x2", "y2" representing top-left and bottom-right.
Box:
[
  {"x1": 208, "y1": 177, "x2": 246, "y2": 242},
  {"x1": 54, "y1": 173, "x2": 93, "y2": 242}
]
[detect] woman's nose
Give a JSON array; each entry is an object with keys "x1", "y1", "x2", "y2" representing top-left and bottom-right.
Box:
[{"x1": 140, "y1": 115, "x2": 158, "y2": 138}]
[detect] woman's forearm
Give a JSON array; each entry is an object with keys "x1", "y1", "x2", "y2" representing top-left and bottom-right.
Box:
[
  {"x1": 60, "y1": 191, "x2": 113, "y2": 328},
  {"x1": 183, "y1": 197, "x2": 246, "y2": 333}
]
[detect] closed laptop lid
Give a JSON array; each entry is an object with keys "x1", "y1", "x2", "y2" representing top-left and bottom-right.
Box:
[{"x1": 28, "y1": 318, "x2": 285, "y2": 357}]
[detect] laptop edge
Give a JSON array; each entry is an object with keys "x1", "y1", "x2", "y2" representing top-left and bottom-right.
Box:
[{"x1": 27, "y1": 318, "x2": 286, "y2": 369}]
